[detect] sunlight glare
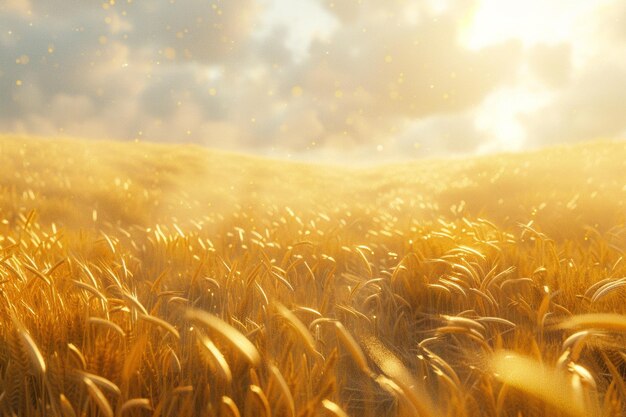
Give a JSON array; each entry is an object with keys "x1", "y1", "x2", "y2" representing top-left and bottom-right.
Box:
[
  {"x1": 460, "y1": 0, "x2": 608, "y2": 49},
  {"x1": 475, "y1": 87, "x2": 553, "y2": 152}
]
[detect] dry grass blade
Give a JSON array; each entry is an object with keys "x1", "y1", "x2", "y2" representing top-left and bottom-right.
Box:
[
  {"x1": 481, "y1": 266, "x2": 516, "y2": 291},
  {"x1": 321, "y1": 399, "x2": 349, "y2": 417},
  {"x1": 197, "y1": 334, "x2": 233, "y2": 383},
  {"x1": 122, "y1": 335, "x2": 147, "y2": 382},
  {"x1": 442, "y1": 315, "x2": 486, "y2": 334},
  {"x1": 476, "y1": 316, "x2": 516, "y2": 328},
  {"x1": 79, "y1": 371, "x2": 121, "y2": 396},
  {"x1": 590, "y1": 278, "x2": 626, "y2": 303},
  {"x1": 88, "y1": 317, "x2": 126, "y2": 338},
  {"x1": 139, "y1": 313, "x2": 180, "y2": 340},
  {"x1": 362, "y1": 335, "x2": 439, "y2": 417},
  {"x1": 221, "y1": 396, "x2": 242, "y2": 417},
  {"x1": 246, "y1": 385, "x2": 271, "y2": 417},
  {"x1": 84, "y1": 376, "x2": 114, "y2": 417},
  {"x1": 334, "y1": 322, "x2": 372, "y2": 376},
  {"x1": 119, "y1": 398, "x2": 152, "y2": 415},
  {"x1": 67, "y1": 343, "x2": 87, "y2": 370},
  {"x1": 20, "y1": 330, "x2": 47, "y2": 374},
  {"x1": 569, "y1": 362, "x2": 597, "y2": 390},
  {"x1": 45, "y1": 258, "x2": 66, "y2": 276},
  {"x1": 562, "y1": 331, "x2": 591, "y2": 361},
  {"x1": 12, "y1": 316, "x2": 46, "y2": 374},
  {"x1": 59, "y1": 394, "x2": 77, "y2": 417},
  {"x1": 24, "y1": 264, "x2": 51, "y2": 285},
  {"x1": 354, "y1": 246, "x2": 373, "y2": 278},
  {"x1": 72, "y1": 279, "x2": 107, "y2": 304},
  {"x1": 123, "y1": 292, "x2": 149, "y2": 315},
  {"x1": 375, "y1": 373, "x2": 431, "y2": 415},
  {"x1": 273, "y1": 302, "x2": 321, "y2": 358},
  {"x1": 173, "y1": 385, "x2": 193, "y2": 394},
  {"x1": 269, "y1": 364, "x2": 295, "y2": 417},
  {"x1": 491, "y1": 351, "x2": 590, "y2": 417},
  {"x1": 186, "y1": 308, "x2": 261, "y2": 366},
  {"x1": 559, "y1": 314, "x2": 626, "y2": 332},
  {"x1": 600, "y1": 351, "x2": 626, "y2": 400}
]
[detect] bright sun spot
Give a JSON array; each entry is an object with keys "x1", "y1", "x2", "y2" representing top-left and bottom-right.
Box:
[
  {"x1": 459, "y1": 0, "x2": 616, "y2": 152},
  {"x1": 475, "y1": 87, "x2": 553, "y2": 152},
  {"x1": 461, "y1": 0, "x2": 610, "y2": 49}
]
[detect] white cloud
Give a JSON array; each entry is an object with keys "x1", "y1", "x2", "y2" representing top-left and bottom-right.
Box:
[
  {"x1": 523, "y1": 61, "x2": 626, "y2": 146},
  {"x1": 256, "y1": 0, "x2": 338, "y2": 61}
]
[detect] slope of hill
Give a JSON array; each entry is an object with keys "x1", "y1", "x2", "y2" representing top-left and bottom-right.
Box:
[
  {"x1": 1, "y1": 135, "x2": 624, "y2": 236},
  {"x1": 0, "y1": 135, "x2": 625, "y2": 417}
]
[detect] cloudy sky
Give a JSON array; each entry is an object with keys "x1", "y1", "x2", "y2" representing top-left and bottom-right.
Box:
[{"x1": 1, "y1": 0, "x2": 625, "y2": 160}]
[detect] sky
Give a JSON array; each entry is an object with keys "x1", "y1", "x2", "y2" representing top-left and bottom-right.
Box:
[{"x1": 1, "y1": 0, "x2": 625, "y2": 161}]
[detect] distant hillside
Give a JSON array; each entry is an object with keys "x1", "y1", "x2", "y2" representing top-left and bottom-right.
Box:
[{"x1": 0, "y1": 135, "x2": 624, "y2": 238}]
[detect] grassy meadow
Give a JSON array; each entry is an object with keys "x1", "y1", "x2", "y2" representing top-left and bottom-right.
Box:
[{"x1": 0, "y1": 135, "x2": 625, "y2": 417}]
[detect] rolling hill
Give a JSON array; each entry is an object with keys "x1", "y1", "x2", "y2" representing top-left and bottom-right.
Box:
[{"x1": 1, "y1": 135, "x2": 624, "y2": 236}]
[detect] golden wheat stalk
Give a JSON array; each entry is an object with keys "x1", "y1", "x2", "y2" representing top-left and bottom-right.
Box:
[
  {"x1": 273, "y1": 302, "x2": 322, "y2": 359},
  {"x1": 321, "y1": 399, "x2": 350, "y2": 417},
  {"x1": 221, "y1": 396, "x2": 242, "y2": 417},
  {"x1": 118, "y1": 398, "x2": 152, "y2": 415},
  {"x1": 122, "y1": 292, "x2": 149, "y2": 315},
  {"x1": 79, "y1": 371, "x2": 121, "y2": 396},
  {"x1": 362, "y1": 335, "x2": 439, "y2": 417},
  {"x1": 67, "y1": 343, "x2": 87, "y2": 370},
  {"x1": 197, "y1": 334, "x2": 233, "y2": 383},
  {"x1": 334, "y1": 321, "x2": 372, "y2": 376},
  {"x1": 559, "y1": 313, "x2": 626, "y2": 332},
  {"x1": 139, "y1": 313, "x2": 180, "y2": 340},
  {"x1": 246, "y1": 385, "x2": 271, "y2": 417},
  {"x1": 23, "y1": 264, "x2": 51, "y2": 286},
  {"x1": 84, "y1": 376, "x2": 114, "y2": 417},
  {"x1": 186, "y1": 308, "x2": 261, "y2": 366},
  {"x1": 88, "y1": 317, "x2": 126, "y2": 338},
  {"x1": 12, "y1": 315, "x2": 46, "y2": 374},
  {"x1": 587, "y1": 277, "x2": 626, "y2": 303},
  {"x1": 268, "y1": 364, "x2": 295, "y2": 417},
  {"x1": 59, "y1": 394, "x2": 77, "y2": 417},
  {"x1": 72, "y1": 279, "x2": 108, "y2": 304}
]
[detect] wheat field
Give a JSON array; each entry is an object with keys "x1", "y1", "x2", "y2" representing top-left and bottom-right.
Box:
[{"x1": 0, "y1": 135, "x2": 625, "y2": 417}]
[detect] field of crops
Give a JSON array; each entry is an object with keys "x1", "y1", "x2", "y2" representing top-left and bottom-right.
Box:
[{"x1": 0, "y1": 135, "x2": 625, "y2": 417}]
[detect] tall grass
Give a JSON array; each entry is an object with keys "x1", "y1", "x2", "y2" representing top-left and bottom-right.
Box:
[{"x1": 0, "y1": 136, "x2": 625, "y2": 416}]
